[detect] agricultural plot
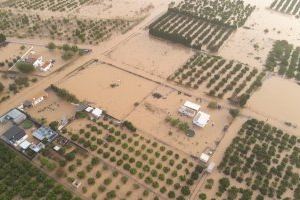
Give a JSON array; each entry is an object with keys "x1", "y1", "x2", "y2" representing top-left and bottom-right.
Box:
[
  {"x1": 1, "y1": 0, "x2": 91, "y2": 12},
  {"x1": 0, "y1": 10, "x2": 133, "y2": 44},
  {"x1": 168, "y1": 52, "x2": 265, "y2": 106},
  {"x1": 0, "y1": 141, "x2": 80, "y2": 200},
  {"x1": 149, "y1": 0, "x2": 255, "y2": 51},
  {"x1": 265, "y1": 40, "x2": 300, "y2": 80},
  {"x1": 63, "y1": 117, "x2": 204, "y2": 200},
  {"x1": 217, "y1": 119, "x2": 300, "y2": 199},
  {"x1": 37, "y1": 135, "x2": 156, "y2": 200},
  {"x1": 270, "y1": 0, "x2": 300, "y2": 17}
]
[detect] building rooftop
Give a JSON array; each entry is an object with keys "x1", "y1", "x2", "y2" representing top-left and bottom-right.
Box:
[
  {"x1": 5, "y1": 109, "x2": 27, "y2": 124},
  {"x1": 92, "y1": 108, "x2": 103, "y2": 118},
  {"x1": 2, "y1": 125, "x2": 26, "y2": 144},
  {"x1": 33, "y1": 126, "x2": 58, "y2": 142},
  {"x1": 184, "y1": 101, "x2": 201, "y2": 111},
  {"x1": 193, "y1": 111, "x2": 210, "y2": 128}
]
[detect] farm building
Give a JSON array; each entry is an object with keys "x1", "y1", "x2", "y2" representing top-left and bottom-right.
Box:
[
  {"x1": 199, "y1": 153, "x2": 210, "y2": 163},
  {"x1": 2, "y1": 125, "x2": 27, "y2": 146},
  {"x1": 23, "y1": 92, "x2": 48, "y2": 108},
  {"x1": 19, "y1": 140, "x2": 31, "y2": 150},
  {"x1": 25, "y1": 54, "x2": 53, "y2": 72},
  {"x1": 85, "y1": 107, "x2": 94, "y2": 113},
  {"x1": 193, "y1": 111, "x2": 210, "y2": 128},
  {"x1": 179, "y1": 101, "x2": 201, "y2": 117},
  {"x1": 33, "y1": 126, "x2": 58, "y2": 142},
  {"x1": 206, "y1": 162, "x2": 216, "y2": 173},
  {"x1": 92, "y1": 108, "x2": 103, "y2": 118},
  {"x1": 4, "y1": 109, "x2": 27, "y2": 124},
  {"x1": 30, "y1": 142, "x2": 45, "y2": 153}
]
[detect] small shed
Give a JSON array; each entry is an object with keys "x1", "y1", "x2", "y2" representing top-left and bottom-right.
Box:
[
  {"x1": 200, "y1": 153, "x2": 210, "y2": 163},
  {"x1": 179, "y1": 101, "x2": 201, "y2": 117},
  {"x1": 184, "y1": 101, "x2": 201, "y2": 111},
  {"x1": 53, "y1": 146, "x2": 61, "y2": 151},
  {"x1": 85, "y1": 107, "x2": 93, "y2": 113}
]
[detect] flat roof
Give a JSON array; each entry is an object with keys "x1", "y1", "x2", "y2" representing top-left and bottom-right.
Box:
[
  {"x1": 193, "y1": 111, "x2": 210, "y2": 128},
  {"x1": 2, "y1": 125, "x2": 26, "y2": 143},
  {"x1": 184, "y1": 101, "x2": 201, "y2": 111},
  {"x1": 33, "y1": 126, "x2": 58, "y2": 142},
  {"x1": 92, "y1": 108, "x2": 103, "y2": 117},
  {"x1": 19, "y1": 140, "x2": 31, "y2": 150},
  {"x1": 85, "y1": 107, "x2": 93, "y2": 112},
  {"x1": 200, "y1": 153, "x2": 210, "y2": 163}
]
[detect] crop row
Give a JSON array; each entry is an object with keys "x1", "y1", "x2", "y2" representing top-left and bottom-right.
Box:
[
  {"x1": 169, "y1": 0, "x2": 255, "y2": 28},
  {"x1": 266, "y1": 40, "x2": 300, "y2": 80},
  {"x1": 0, "y1": 141, "x2": 80, "y2": 200},
  {"x1": 218, "y1": 119, "x2": 300, "y2": 199},
  {"x1": 270, "y1": 0, "x2": 300, "y2": 16},
  {"x1": 0, "y1": 10, "x2": 132, "y2": 44},
  {"x1": 2, "y1": 0, "x2": 91, "y2": 12},
  {"x1": 149, "y1": 11, "x2": 233, "y2": 51},
  {"x1": 168, "y1": 52, "x2": 264, "y2": 106},
  {"x1": 62, "y1": 118, "x2": 204, "y2": 200}
]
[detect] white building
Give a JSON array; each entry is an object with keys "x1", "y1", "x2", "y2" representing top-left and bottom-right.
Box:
[
  {"x1": 206, "y1": 162, "x2": 216, "y2": 173},
  {"x1": 92, "y1": 108, "x2": 103, "y2": 118},
  {"x1": 26, "y1": 54, "x2": 53, "y2": 72},
  {"x1": 178, "y1": 101, "x2": 201, "y2": 117},
  {"x1": 200, "y1": 153, "x2": 210, "y2": 163},
  {"x1": 19, "y1": 140, "x2": 31, "y2": 150},
  {"x1": 193, "y1": 111, "x2": 210, "y2": 128},
  {"x1": 85, "y1": 107, "x2": 94, "y2": 113}
]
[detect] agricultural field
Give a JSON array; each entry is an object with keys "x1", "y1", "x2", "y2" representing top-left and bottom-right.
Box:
[
  {"x1": 149, "y1": 0, "x2": 255, "y2": 51},
  {"x1": 265, "y1": 40, "x2": 300, "y2": 80},
  {"x1": 1, "y1": 0, "x2": 92, "y2": 12},
  {"x1": 217, "y1": 119, "x2": 300, "y2": 199},
  {"x1": 0, "y1": 10, "x2": 133, "y2": 44},
  {"x1": 126, "y1": 85, "x2": 232, "y2": 156},
  {"x1": 270, "y1": 0, "x2": 300, "y2": 17},
  {"x1": 34, "y1": 134, "x2": 158, "y2": 200},
  {"x1": 59, "y1": 116, "x2": 204, "y2": 200},
  {"x1": 0, "y1": 73, "x2": 38, "y2": 104},
  {"x1": 168, "y1": 52, "x2": 265, "y2": 106},
  {"x1": 0, "y1": 141, "x2": 80, "y2": 200}
]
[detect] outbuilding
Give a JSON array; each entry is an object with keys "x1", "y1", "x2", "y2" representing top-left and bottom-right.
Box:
[
  {"x1": 92, "y1": 108, "x2": 103, "y2": 118},
  {"x1": 5, "y1": 109, "x2": 27, "y2": 124},
  {"x1": 19, "y1": 140, "x2": 31, "y2": 150},
  {"x1": 2, "y1": 125, "x2": 27, "y2": 146},
  {"x1": 179, "y1": 101, "x2": 201, "y2": 117},
  {"x1": 200, "y1": 153, "x2": 210, "y2": 163},
  {"x1": 193, "y1": 111, "x2": 210, "y2": 128}
]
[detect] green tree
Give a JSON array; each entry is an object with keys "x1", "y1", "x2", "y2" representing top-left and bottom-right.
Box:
[
  {"x1": 0, "y1": 33, "x2": 6, "y2": 43},
  {"x1": 47, "y1": 42, "x2": 56, "y2": 50},
  {"x1": 229, "y1": 109, "x2": 240, "y2": 118},
  {"x1": 0, "y1": 82, "x2": 4, "y2": 93},
  {"x1": 16, "y1": 61, "x2": 35, "y2": 73},
  {"x1": 218, "y1": 177, "x2": 230, "y2": 193}
]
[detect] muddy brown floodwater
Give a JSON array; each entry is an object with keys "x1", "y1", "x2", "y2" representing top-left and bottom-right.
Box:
[{"x1": 248, "y1": 76, "x2": 300, "y2": 130}]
